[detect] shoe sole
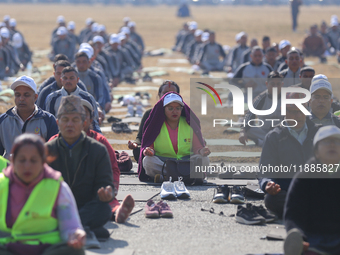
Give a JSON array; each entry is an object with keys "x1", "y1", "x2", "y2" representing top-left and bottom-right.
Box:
[
  {"x1": 160, "y1": 193, "x2": 177, "y2": 200},
  {"x1": 116, "y1": 195, "x2": 135, "y2": 223},
  {"x1": 212, "y1": 198, "x2": 229, "y2": 204},
  {"x1": 176, "y1": 193, "x2": 190, "y2": 199},
  {"x1": 145, "y1": 213, "x2": 160, "y2": 218},
  {"x1": 160, "y1": 212, "x2": 173, "y2": 218},
  {"x1": 235, "y1": 216, "x2": 265, "y2": 225},
  {"x1": 230, "y1": 198, "x2": 245, "y2": 204},
  {"x1": 284, "y1": 228, "x2": 303, "y2": 255}
]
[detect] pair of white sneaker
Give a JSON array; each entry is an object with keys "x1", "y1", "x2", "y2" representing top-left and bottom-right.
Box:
[{"x1": 160, "y1": 177, "x2": 190, "y2": 200}]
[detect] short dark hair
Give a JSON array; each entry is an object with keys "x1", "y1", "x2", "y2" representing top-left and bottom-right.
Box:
[
  {"x1": 75, "y1": 51, "x2": 89, "y2": 60},
  {"x1": 61, "y1": 66, "x2": 78, "y2": 77},
  {"x1": 54, "y1": 54, "x2": 69, "y2": 63},
  {"x1": 209, "y1": 31, "x2": 215, "y2": 35},
  {"x1": 266, "y1": 46, "x2": 277, "y2": 53},
  {"x1": 53, "y1": 60, "x2": 70, "y2": 71},
  {"x1": 251, "y1": 46, "x2": 262, "y2": 54},
  {"x1": 158, "y1": 80, "x2": 180, "y2": 97},
  {"x1": 11, "y1": 134, "x2": 46, "y2": 163},
  {"x1": 300, "y1": 66, "x2": 315, "y2": 76},
  {"x1": 262, "y1": 36, "x2": 270, "y2": 42},
  {"x1": 267, "y1": 71, "x2": 283, "y2": 81}
]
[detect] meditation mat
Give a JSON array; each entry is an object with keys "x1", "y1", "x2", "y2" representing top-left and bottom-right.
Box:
[
  {"x1": 87, "y1": 248, "x2": 135, "y2": 255},
  {"x1": 120, "y1": 177, "x2": 161, "y2": 186},
  {"x1": 121, "y1": 117, "x2": 141, "y2": 123},
  {"x1": 116, "y1": 191, "x2": 159, "y2": 202},
  {"x1": 205, "y1": 179, "x2": 257, "y2": 186},
  {"x1": 37, "y1": 65, "x2": 53, "y2": 72},
  {"x1": 112, "y1": 86, "x2": 159, "y2": 92},
  {"x1": 158, "y1": 58, "x2": 188, "y2": 64},
  {"x1": 209, "y1": 151, "x2": 261, "y2": 158},
  {"x1": 107, "y1": 139, "x2": 130, "y2": 145},
  {"x1": 109, "y1": 108, "x2": 128, "y2": 113},
  {"x1": 265, "y1": 227, "x2": 286, "y2": 241},
  {"x1": 149, "y1": 71, "x2": 169, "y2": 77},
  {"x1": 0, "y1": 89, "x2": 14, "y2": 97},
  {"x1": 0, "y1": 96, "x2": 12, "y2": 103},
  {"x1": 223, "y1": 127, "x2": 241, "y2": 134},
  {"x1": 206, "y1": 139, "x2": 255, "y2": 146}
]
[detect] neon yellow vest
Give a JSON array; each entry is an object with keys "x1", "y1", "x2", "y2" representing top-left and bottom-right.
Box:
[
  {"x1": 154, "y1": 116, "x2": 193, "y2": 160},
  {"x1": 0, "y1": 173, "x2": 62, "y2": 245},
  {"x1": 0, "y1": 157, "x2": 9, "y2": 173}
]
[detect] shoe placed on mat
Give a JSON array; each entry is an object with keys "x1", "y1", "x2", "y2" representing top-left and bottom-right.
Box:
[
  {"x1": 84, "y1": 228, "x2": 101, "y2": 249},
  {"x1": 235, "y1": 203, "x2": 266, "y2": 225},
  {"x1": 145, "y1": 199, "x2": 160, "y2": 218},
  {"x1": 251, "y1": 204, "x2": 277, "y2": 223},
  {"x1": 157, "y1": 201, "x2": 173, "y2": 218},
  {"x1": 229, "y1": 185, "x2": 245, "y2": 204},
  {"x1": 121, "y1": 123, "x2": 132, "y2": 133},
  {"x1": 115, "y1": 194, "x2": 135, "y2": 223},
  {"x1": 107, "y1": 116, "x2": 122, "y2": 123},
  {"x1": 212, "y1": 185, "x2": 229, "y2": 204},
  {"x1": 154, "y1": 174, "x2": 164, "y2": 183},
  {"x1": 111, "y1": 123, "x2": 123, "y2": 133},
  {"x1": 174, "y1": 178, "x2": 190, "y2": 199},
  {"x1": 283, "y1": 228, "x2": 303, "y2": 255},
  {"x1": 126, "y1": 104, "x2": 134, "y2": 117},
  {"x1": 160, "y1": 177, "x2": 176, "y2": 200}
]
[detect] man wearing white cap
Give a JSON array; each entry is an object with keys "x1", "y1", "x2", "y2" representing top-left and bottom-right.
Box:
[
  {"x1": 51, "y1": 15, "x2": 66, "y2": 45},
  {"x1": 1, "y1": 27, "x2": 24, "y2": 75},
  {"x1": 82, "y1": 22, "x2": 99, "y2": 43},
  {"x1": 119, "y1": 29, "x2": 141, "y2": 71},
  {"x1": 308, "y1": 78, "x2": 340, "y2": 127},
  {"x1": 0, "y1": 36, "x2": 10, "y2": 80},
  {"x1": 121, "y1": 26, "x2": 142, "y2": 60},
  {"x1": 12, "y1": 32, "x2": 32, "y2": 68},
  {"x1": 176, "y1": 21, "x2": 197, "y2": 53},
  {"x1": 172, "y1": 22, "x2": 189, "y2": 51},
  {"x1": 92, "y1": 36, "x2": 115, "y2": 82},
  {"x1": 107, "y1": 34, "x2": 135, "y2": 85},
  {"x1": 51, "y1": 26, "x2": 76, "y2": 62},
  {"x1": 98, "y1": 25, "x2": 109, "y2": 44},
  {"x1": 186, "y1": 29, "x2": 202, "y2": 64},
  {"x1": 0, "y1": 76, "x2": 58, "y2": 159},
  {"x1": 284, "y1": 125, "x2": 340, "y2": 255},
  {"x1": 79, "y1": 18, "x2": 94, "y2": 43},
  {"x1": 276, "y1": 40, "x2": 291, "y2": 67},
  {"x1": 68, "y1": 21, "x2": 80, "y2": 46},
  {"x1": 197, "y1": 31, "x2": 227, "y2": 75},
  {"x1": 3, "y1": 15, "x2": 10, "y2": 28},
  {"x1": 228, "y1": 31, "x2": 248, "y2": 72},
  {"x1": 128, "y1": 21, "x2": 144, "y2": 52},
  {"x1": 326, "y1": 16, "x2": 340, "y2": 54}
]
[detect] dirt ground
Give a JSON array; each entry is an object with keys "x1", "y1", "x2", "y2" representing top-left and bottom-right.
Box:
[{"x1": 1, "y1": 4, "x2": 340, "y2": 162}]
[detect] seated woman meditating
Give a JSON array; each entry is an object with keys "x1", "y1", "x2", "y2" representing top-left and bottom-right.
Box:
[
  {"x1": 0, "y1": 134, "x2": 85, "y2": 255},
  {"x1": 137, "y1": 92, "x2": 210, "y2": 182}
]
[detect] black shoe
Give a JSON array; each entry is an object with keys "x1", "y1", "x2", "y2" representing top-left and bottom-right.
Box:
[
  {"x1": 121, "y1": 123, "x2": 132, "y2": 133},
  {"x1": 212, "y1": 185, "x2": 229, "y2": 203},
  {"x1": 229, "y1": 185, "x2": 245, "y2": 204},
  {"x1": 235, "y1": 203, "x2": 266, "y2": 225},
  {"x1": 251, "y1": 204, "x2": 277, "y2": 223},
  {"x1": 107, "y1": 116, "x2": 122, "y2": 123},
  {"x1": 111, "y1": 123, "x2": 123, "y2": 133},
  {"x1": 202, "y1": 71, "x2": 209, "y2": 75},
  {"x1": 244, "y1": 183, "x2": 265, "y2": 199}
]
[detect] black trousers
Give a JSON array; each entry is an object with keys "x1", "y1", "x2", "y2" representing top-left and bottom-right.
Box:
[{"x1": 78, "y1": 199, "x2": 112, "y2": 230}]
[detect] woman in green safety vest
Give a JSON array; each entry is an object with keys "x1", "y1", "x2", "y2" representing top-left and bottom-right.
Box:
[
  {"x1": 138, "y1": 92, "x2": 210, "y2": 182},
  {"x1": 0, "y1": 133, "x2": 86, "y2": 255}
]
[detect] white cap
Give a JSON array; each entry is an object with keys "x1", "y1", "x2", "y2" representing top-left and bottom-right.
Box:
[
  {"x1": 93, "y1": 35, "x2": 104, "y2": 44},
  {"x1": 163, "y1": 93, "x2": 184, "y2": 107},
  {"x1": 81, "y1": 99, "x2": 94, "y2": 112},
  {"x1": 0, "y1": 27, "x2": 10, "y2": 39},
  {"x1": 279, "y1": 40, "x2": 291, "y2": 50},
  {"x1": 86, "y1": 17, "x2": 93, "y2": 26},
  {"x1": 98, "y1": 24, "x2": 106, "y2": 33},
  {"x1": 118, "y1": 32, "x2": 126, "y2": 41},
  {"x1": 11, "y1": 76, "x2": 37, "y2": 94},
  {"x1": 312, "y1": 74, "x2": 328, "y2": 84},
  {"x1": 123, "y1": 17, "x2": 130, "y2": 22},
  {"x1": 9, "y1": 18, "x2": 16, "y2": 27},
  {"x1": 0, "y1": 22, "x2": 5, "y2": 28},
  {"x1": 3, "y1": 15, "x2": 10, "y2": 22},
  {"x1": 121, "y1": 26, "x2": 130, "y2": 35},
  {"x1": 109, "y1": 34, "x2": 120, "y2": 44},
  {"x1": 91, "y1": 23, "x2": 98, "y2": 33},
  {"x1": 313, "y1": 125, "x2": 340, "y2": 145},
  {"x1": 310, "y1": 79, "x2": 332, "y2": 95},
  {"x1": 67, "y1": 21, "x2": 75, "y2": 30},
  {"x1": 127, "y1": 21, "x2": 136, "y2": 28},
  {"x1": 331, "y1": 14, "x2": 338, "y2": 21},
  {"x1": 201, "y1": 32, "x2": 209, "y2": 42},
  {"x1": 331, "y1": 18, "x2": 339, "y2": 26},
  {"x1": 57, "y1": 15, "x2": 65, "y2": 24},
  {"x1": 56, "y1": 26, "x2": 67, "y2": 36},
  {"x1": 78, "y1": 47, "x2": 93, "y2": 59},
  {"x1": 189, "y1": 21, "x2": 197, "y2": 30},
  {"x1": 194, "y1": 29, "x2": 203, "y2": 37},
  {"x1": 12, "y1": 33, "x2": 23, "y2": 48}
]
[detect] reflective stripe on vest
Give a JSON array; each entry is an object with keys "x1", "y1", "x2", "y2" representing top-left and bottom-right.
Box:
[
  {"x1": 0, "y1": 173, "x2": 62, "y2": 245},
  {"x1": 0, "y1": 157, "x2": 9, "y2": 173},
  {"x1": 154, "y1": 116, "x2": 192, "y2": 160}
]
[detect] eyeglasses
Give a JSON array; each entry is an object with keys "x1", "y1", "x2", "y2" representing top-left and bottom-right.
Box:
[{"x1": 165, "y1": 106, "x2": 183, "y2": 112}]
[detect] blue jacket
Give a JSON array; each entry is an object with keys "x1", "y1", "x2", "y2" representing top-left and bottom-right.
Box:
[
  {"x1": 38, "y1": 76, "x2": 87, "y2": 94},
  {"x1": 0, "y1": 106, "x2": 59, "y2": 158}
]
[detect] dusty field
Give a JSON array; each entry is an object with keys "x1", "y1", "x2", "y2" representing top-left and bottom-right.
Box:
[{"x1": 1, "y1": 4, "x2": 340, "y2": 162}]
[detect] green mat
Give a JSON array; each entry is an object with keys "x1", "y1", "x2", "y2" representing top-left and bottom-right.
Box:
[{"x1": 0, "y1": 89, "x2": 14, "y2": 97}]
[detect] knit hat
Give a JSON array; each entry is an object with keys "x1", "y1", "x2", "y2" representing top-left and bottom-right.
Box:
[{"x1": 57, "y1": 95, "x2": 85, "y2": 118}]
